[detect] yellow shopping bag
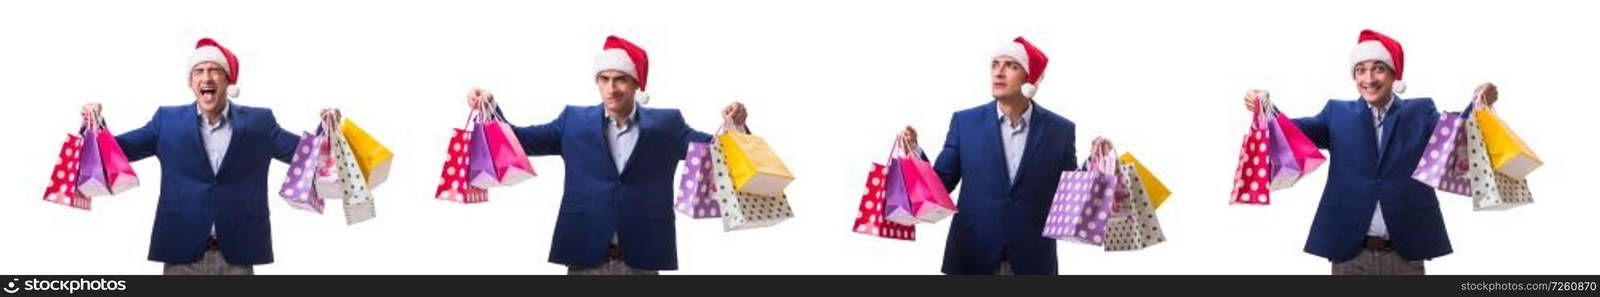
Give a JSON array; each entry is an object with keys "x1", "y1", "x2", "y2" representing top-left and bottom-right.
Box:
[
  {"x1": 1473, "y1": 106, "x2": 1541, "y2": 180},
  {"x1": 1119, "y1": 152, "x2": 1171, "y2": 210},
  {"x1": 340, "y1": 118, "x2": 394, "y2": 189},
  {"x1": 717, "y1": 130, "x2": 794, "y2": 197}
]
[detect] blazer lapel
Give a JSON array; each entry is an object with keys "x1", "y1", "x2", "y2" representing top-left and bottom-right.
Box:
[
  {"x1": 978, "y1": 102, "x2": 1010, "y2": 188},
  {"x1": 215, "y1": 106, "x2": 246, "y2": 178},
  {"x1": 1355, "y1": 101, "x2": 1382, "y2": 175},
  {"x1": 181, "y1": 103, "x2": 216, "y2": 181},
  {"x1": 619, "y1": 109, "x2": 650, "y2": 178},
  {"x1": 1011, "y1": 103, "x2": 1047, "y2": 194},
  {"x1": 587, "y1": 106, "x2": 620, "y2": 179},
  {"x1": 1375, "y1": 99, "x2": 1403, "y2": 171}
]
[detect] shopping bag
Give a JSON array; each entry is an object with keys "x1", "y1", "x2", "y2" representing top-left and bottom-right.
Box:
[
  {"x1": 278, "y1": 131, "x2": 326, "y2": 213},
  {"x1": 1412, "y1": 111, "x2": 1472, "y2": 197},
  {"x1": 466, "y1": 121, "x2": 499, "y2": 188},
  {"x1": 851, "y1": 163, "x2": 916, "y2": 241},
  {"x1": 1043, "y1": 145, "x2": 1118, "y2": 245},
  {"x1": 42, "y1": 134, "x2": 91, "y2": 210},
  {"x1": 1104, "y1": 161, "x2": 1166, "y2": 251},
  {"x1": 718, "y1": 130, "x2": 794, "y2": 197},
  {"x1": 478, "y1": 103, "x2": 536, "y2": 186},
  {"x1": 340, "y1": 117, "x2": 393, "y2": 189},
  {"x1": 1463, "y1": 114, "x2": 1533, "y2": 211},
  {"x1": 313, "y1": 121, "x2": 346, "y2": 200},
  {"x1": 709, "y1": 136, "x2": 793, "y2": 231},
  {"x1": 675, "y1": 141, "x2": 721, "y2": 218},
  {"x1": 1231, "y1": 105, "x2": 1273, "y2": 205},
  {"x1": 329, "y1": 122, "x2": 377, "y2": 225},
  {"x1": 1118, "y1": 152, "x2": 1170, "y2": 210},
  {"x1": 882, "y1": 158, "x2": 916, "y2": 225},
  {"x1": 76, "y1": 126, "x2": 110, "y2": 197},
  {"x1": 435, "y1": 127, "x2": 488, "y2": 204},
  {"x1": 1473, "y1": 105, "x2": 1542, "y2": 180},
  {"x1": 1277, "y1": 105, "x2": 1326, "y2": 182},
  {"x1": 1263, "y1": 108, "x2": 1302, "y2": 190},
  {"x1": 900, "y1": 154, "x2": 956, "y2": 223}
]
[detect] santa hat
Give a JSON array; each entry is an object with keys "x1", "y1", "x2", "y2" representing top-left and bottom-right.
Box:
[
  {"x1": 187, "y1": 38, "x2": 242, "y2": 98},
  {"x1": 592, "y1": 35, "x2": 651, "y2": 104},
  {"x1": 1349, "y1": 29, "x2": 1406, "y2": 93},
  {"x1": 992, "y1": 36, "x2": 1049, "y2": 98}
]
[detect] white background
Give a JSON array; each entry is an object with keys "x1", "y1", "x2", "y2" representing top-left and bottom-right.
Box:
[{"x1": 2, "y1": 0, "x2": 1595, "y2": 275}]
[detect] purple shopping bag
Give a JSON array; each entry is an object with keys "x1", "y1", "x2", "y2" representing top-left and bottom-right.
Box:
[
  {"x1": 1043, "y1": 170, "x2": 1116, "y2": 245},
  {"x1": 883, "y1": 158, "x2": 916, "y2": 225},
  {"x1": 676, "y1": 141, "x2": 722, "y2": 218},
  {"x1": 466, "y1": 121, "x2": 498, "y2": 188},
  {"x1": 77, "y1": 128, "x2": 111, "y2": 197},
  {"x1": 279, "y1": 131, "x2": 326, "y2": 213},
  {"x1": 1264, "y1": 109, "x2": 1303, "y2": 190},
  {"x1": 1413, "y1": 111, "x2": 1471, "y2": 197}
]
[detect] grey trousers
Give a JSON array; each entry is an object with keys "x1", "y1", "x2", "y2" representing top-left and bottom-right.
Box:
[
  {"x1": 162, "y1": 249, "x2": 253, "y2": 275},
  {"x1": 1332, "y1": 249, "x2": 1425, "y2": 275},
  {"x1": 994, "y1": 261, "x2": 1015, "y2": 275},
  {"x1": 567, "y1": 258, "x2": 659, "y2": 275}
]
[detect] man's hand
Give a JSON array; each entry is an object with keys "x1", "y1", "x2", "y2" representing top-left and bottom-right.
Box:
[
  {"x1": 1242, "y1": 89, "x2": 1269, "y2": 113},
  {"x1": 1092, "y1": 136, "x2": 1115, "y2": 157},
  {"x1": 1475, "y1": 83, "x2": 1498, "y2": 107},
  {"x1": 898, "y1": 126, "x2": 918, "y2": 156},
  {"x1": 467, "y1": 88, "x2": 495, "y2": 110},
  {"x1": 320, "y1": 108, "x2": 341, "y2": 120},
  {"x1": 723, "y1": 102, "x2": 748, "y2": 133},
  {"x1": 81, "y1": 102, "x2": 102, "y2": 123}
]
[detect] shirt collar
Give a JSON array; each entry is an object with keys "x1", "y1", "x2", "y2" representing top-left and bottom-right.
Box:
[
  {"x1": 997, "y1": 101, "x2": 1034, "y2": 128},
  {"x1": 197, "y1": 100, "x2": 232, "y2": 127},
  {"x1": 605, "y1": 102, "x2": 640, "y2": 130},
  {"x1": 1366, "y1": 94, "x2": 1395, "y2": 115}
]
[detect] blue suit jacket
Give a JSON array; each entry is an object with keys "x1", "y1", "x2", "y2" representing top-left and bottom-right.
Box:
[
  {"x1": 507, "y1": 104, "x2": 712, "y2": 271},
  {"x1": 1293, "y1": 97, "x2": 1452, "y2": 262},
  {"x1": 116, "y1": 103, "x2": 299, "y2": 265},
  {"x1": 935, "y1": 101, "x2": 1077, "y2": 275}
]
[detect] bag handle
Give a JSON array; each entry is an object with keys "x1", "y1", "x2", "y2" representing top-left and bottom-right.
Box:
[
  {"x1": 1255, "y1": 94, "x2": 1274, "y2": 129},
  {"x1": 473, "y1": 99, "x2": 509, "y2": 123},
  {"x1": 1084, "y1": 137, "x2": 1118, "y2": 175},
  {"x1": 464, "y1": 101, "x2": 491, "y2": 130},
  {"x1": 320, "y1": 109, "x2": 342, "y2": 140},
  {"x1": 80, "y1": 108, "x2": 106, "y2": 134}
]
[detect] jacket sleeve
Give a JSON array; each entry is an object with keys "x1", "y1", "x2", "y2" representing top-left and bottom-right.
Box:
[
  {"x1": 263, "y1": 109, "x2": 300, "y2": 164},
  {"x1": 932, "y1": 114, "x2": 963, "y2": 192},
  {"x1": 114, "y1": 108, "x2": 163, "y2": 162},
  {"x1": 1291, "y1": 101, "x2": 1335, "y2": 149},
  {"x1": 502, "y1": 105, "x2": 565, "y2": 156}
]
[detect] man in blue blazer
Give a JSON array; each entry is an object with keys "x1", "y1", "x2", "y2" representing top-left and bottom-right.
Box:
[
  {"x1": 903, "y1": 37, "x2": 1102, "y2": 275},
  {"x1": 466, "y1": 36, "x2": 749, "y2": 275},
  {"x1": 1242, "y1": 29, "x2": 1500, "y2": 275},
  {"x1": 81, "y1": 38, "x2": 329, "y2": 275}
]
